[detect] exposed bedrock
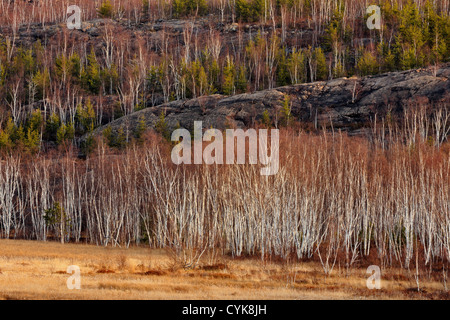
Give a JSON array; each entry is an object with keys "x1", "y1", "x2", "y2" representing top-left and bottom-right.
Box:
[{"x1": 91, "y1": 63, "x2": 449, "y2": 138}]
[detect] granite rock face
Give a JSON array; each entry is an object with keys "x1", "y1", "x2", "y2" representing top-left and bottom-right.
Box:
[{"x1": 91, "y1": 63, "x2": 450, "y2": 137}]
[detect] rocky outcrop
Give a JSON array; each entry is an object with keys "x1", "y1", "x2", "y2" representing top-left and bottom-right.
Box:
[
  {"x1": 2, "y1": 17, "x2": 312, "y2": 60},
  {"x1": 90, "y1": 63, "x2": 450, "y2": 138}
]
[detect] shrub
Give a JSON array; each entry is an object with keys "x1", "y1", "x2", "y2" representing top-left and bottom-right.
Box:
[
  {"x1": 173, "y1": 0, "x2": 207, "y2": 17},
  {"x1": 44, "y1": 113, "x2": 61, "y2": 142},
  {"x1": 76, "y1": 99, "x2": 96, "y2": 134},
  {"x1": 236, "y1": 0, "x2": 264, "y2": 22},
  {"x1": 280, "y1": 95, "x2": 291, "y2": 127},
  {"x1": 134, "y1": 115, "x2": 147, "y2": 142},
  {"x1": 155, "y1": 111, "x2": 170, "y2": 141},
  {"x1": 56, "y1": 122, "x2": 75, "y2": 145},
  {"x1": 98, "y1": 1, "x2": 114, "y2": 18},
  {"x1": 357, "y1": 50, "x2": 379, "y2": 76},
  {"x1": 81, "y1": 49, "x2": 101, "y2": 94}
]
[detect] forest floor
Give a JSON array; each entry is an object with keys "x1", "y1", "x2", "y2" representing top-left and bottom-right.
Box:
[{"x1": 0, "y1": 240, "x2": 447, "y2": 300}]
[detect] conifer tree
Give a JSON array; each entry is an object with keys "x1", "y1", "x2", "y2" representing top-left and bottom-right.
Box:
[
  {"x1": 223, "y1": 56, "x2": 235, "y2": 95},
  {"x1": 81, "y1": 49, "x2": 101, "y2": 94},
  {"x1": 236, "y1": 66, "x2": 247, "y2": 93},
  {"x1": 313, "y1": 47, "x2": 327, "y2": 81}
]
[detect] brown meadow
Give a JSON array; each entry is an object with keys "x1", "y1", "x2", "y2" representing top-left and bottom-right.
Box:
[{"x1": 0, "y1": 239, "x2": 448, "y2": 300}]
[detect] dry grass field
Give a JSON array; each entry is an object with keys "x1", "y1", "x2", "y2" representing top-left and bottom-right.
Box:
[{"x1": 0, "y1": 240, "x2": 448, "y2": 300}]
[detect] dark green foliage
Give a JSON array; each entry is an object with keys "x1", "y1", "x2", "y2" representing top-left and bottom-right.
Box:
[
  {"x1": 236, "y1": 0, "x2": 264, "y2": 22},
  {"x1": 44, "y1": 202, "x2": 66, "y2": 226},
  {"x1": 0, "y1": 118, "x2": 14, "y2": 150},
  {"x1": 12, "y1": 48, "x2": 36, "y2": 77},
  {"x1": 0, "y1": 116, "x2": 41, "y2": 153},
  {"x1": 32, "y1": 68, "x2": 50, "y2": 100},
  {"x1": 23, "y1": 127, "x2": 41, "y2": 153},
  {"x1": 280, "y1": 95, "x2": 291, "y2": 127},
  {"x1": 69, "y1": 53, "x2": 82, "y2": 79},
  {"x1": 357, "y1": 49, "x2": 379, "y2": 76},
  {"x1": 173, "y1": 0, "x2": 207, "y2": 17},
  {"x1": 81, "y1": 133, "x2": 96, "y2": 155},
  {"x1": 44, "y1": 202, "x2": 70, "y2": 243},
  {"x1": 207, "y1": 58, "x2": 221, "y2": 93},
  {"x1": 44, "y1": 113, "x2": 60, "y2": 142},
  {"x1": 236, "y1": 66, "x2": 247, "y2": 93},
  {"x1": 155, "y1": 111, "x2": 170, "y2": 141},
  {"x1": 27, "y1": 110, "x2": 43, "y2": 132},
  {"x1": 134, "y1": 115, "x2": 147, "y2": 142},
  {"x1": 56, "y1": 122, "x2": 75, "y2": 145},
  {"x1": 261, "y1": 109, "x2": 271, "y2": 128},
  {"x1": 313, "y1": 47, "x2": 327, "y2": 81},
  {"x1": 98, "y1": 1, "x2": 114, "y2": 18},
  {"x1": 81, "y1": 49, "x2": 101, "y2": 94},
  {"x1": 222, "y1": 56, "x2": 235, "y2": 95},
  {"x1": 103, "y1": 125, "x2": 127, "y2": 149},
  {"x1": 103, "y1": 125, "x2": 114, "y2": 147},
  {"x1": 76, "y1": 99, "x2": 96, "y2": 134},
  {"x1": 276, "y1": 48, "x2": 290, "y2": 87},
  {"x1": 185, "y1": 60, "x2": 211, "y2": 98}
]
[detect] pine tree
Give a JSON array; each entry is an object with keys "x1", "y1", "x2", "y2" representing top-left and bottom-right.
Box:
[
  {"x1": 135, "y1": 115, "x2": 147, "y2": 142},
  {"x1": 236, "y1": 0, "x2": 252, "y2": 21},
  {"x1": 24, "y1": 127, "x2": 41, "y2": 153},
  {"x1": 44, "y1": 202, "x2": 68, "y2": 244},
  {"x1": 27, "y1": 110, "x2": 42, "y2": 132},
  {"x1": 222, "y1": 56, "x2": 235, "y2": 95},
  {"x1": 313, "y1": 47, "x2": 327, "y2": 81},
  {"x1": 76, "y1": 99, "x2": 96, "y2": 134},
  {"x1": 32, "y1": 68, "x2": 50, "y2": 100},
  {"x1": 45, "y1": 113, "x2": 61, "y2": 142},
  {"x1": 276, "y1": 48, "x2": 290, "y2": 87},
  {"x1": 198, "y1": 65, "x2": 210, "y2": 96},
  {"x1": 0, "y1": 61, "x2": 6, "y2": 87},
  {"x1": 398, "y1": 1, "x2": 424, "y2": 67},
  {"x1": 208, "y1": 59, "x2": 221, "y2": 92},
  {"x1": 280, "y1": 95, "x2": 292, "y2": 127},
  {"x1": 236, "y1": 0, "x2": 263, "y2": 22},
  {"x1": 236, "y1": 66, "x2": 247, "y2": 93},
  {"x1": 0, "y1": 119, "x2": 14, "y2": 150},
  {"x1": 261, "y1": 109, "x2": 271, "y2": 128},
  {"x1": 173, "y1": 0, "x2": 208, "y2": 17},
  {"x1": 56, "y1": 122, "x2": 75, "y2": 145},
  {"x1": 69, "y1": 53, "x2": 81, "y2": 80},
  {"x1": 98, "y1": 1, "x2": 114, "y2": 18},
  {"x1": 103, "y1": 125, "x2": 114, "y2": 147},
  {"x1": 357, "y1": 50, "x2": 379, "y2": 76},
  {"x1": 81, "y1": 49, "x2": 101, "y2": 94},
  {"x1": 155, "y1": 111, "x2": 170, "y2": 141},
  {"x1": 400, "y1": 47, "x2": 419, "y2": 70},
  {"x1": 333, "y1": 60, "x2": 346, "y2": 78},
  {"x1": 55, "y1": 53, "x2": 68, "y2": 82},
  {"x1": 287, "y1": 48, "x2": 305, "y2": 84},
  {"x1": 101, "y1": 64, "x2": 119, "y2": 95},
  {"x1": 115, "y1": 126, "x2": 127, "y2": 149}
]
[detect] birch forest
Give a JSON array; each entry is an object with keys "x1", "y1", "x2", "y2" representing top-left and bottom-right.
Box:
[{"x1": 0, "y1": 0, "x2": 449, "y2": 276}]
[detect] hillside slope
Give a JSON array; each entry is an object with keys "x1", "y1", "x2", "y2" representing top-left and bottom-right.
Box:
[{"x1": 91, "y1": 63, "x2": 450, "y2": 137}]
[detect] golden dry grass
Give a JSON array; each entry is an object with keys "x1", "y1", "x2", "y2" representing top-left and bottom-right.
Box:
[{"x1": 0, "y1": 240, "x2": 447, "y2": 300}]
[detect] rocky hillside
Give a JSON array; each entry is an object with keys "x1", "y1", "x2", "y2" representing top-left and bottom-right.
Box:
[{"x1": 91, "y1": 63, "x2": 450, "y2": 137}]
